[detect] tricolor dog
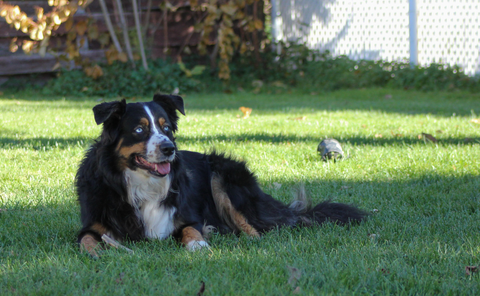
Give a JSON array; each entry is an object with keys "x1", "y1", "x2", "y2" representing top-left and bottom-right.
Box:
[{"x1": 76, "y1": 95, "x2": 366, "y2": 256}]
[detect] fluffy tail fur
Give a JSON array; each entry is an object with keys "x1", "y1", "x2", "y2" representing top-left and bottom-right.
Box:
[{"x1": 289, "y1": 185, "x2": 367, "y2": 226}]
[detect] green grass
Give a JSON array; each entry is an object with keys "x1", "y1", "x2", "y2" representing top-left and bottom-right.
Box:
[{"x1": 1, "y1": 88, "x2": 480, "y2": 295}]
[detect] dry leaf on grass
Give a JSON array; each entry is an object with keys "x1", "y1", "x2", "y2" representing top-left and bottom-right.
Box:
[
  {"x1": 466, "y1": 266, "x2": 479, "y2": 276},
  {"x1": 287, "y1": 266, "x2": 302, "y2": 287},
  {"x1": 471, "y1": 119, "x2": 480, "y2": 124},
  {"x1": 239, "y1": 107, "x2": 252, "y2": 119},
  {"x1": 115, "y1": 272, "x2": 125, "y2": 284},
  {"x1": 374, "y1": 134, "x2": 383, "y2": 138},
  {"x1": 197, "y1": 281, "x2": 205, "y2": 296},
  {"x1": 290, "y1": 116, "x2": 306, "y2": 120},
  {"x1": 418, "y1": 133, "x2": 437, "y2": 143},
  {"x1": 273, "y1": 182, "x2": 282, "y2": 190}
]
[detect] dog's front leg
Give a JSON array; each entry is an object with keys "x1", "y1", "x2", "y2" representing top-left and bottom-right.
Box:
[
  {"x1": 181, "y1": 226, "x2": 210, "y2": 251},
  {"x1": 79, "y1": 233, "x2": 103, "y2": 258},
  {"x1": 78, "y1": 223, "x2": 110, "y2": 258}
]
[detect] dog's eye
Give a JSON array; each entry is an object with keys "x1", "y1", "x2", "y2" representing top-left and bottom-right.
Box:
[
  {"x1": 134, "y1": 127, "x2": 144, "y2": 134},
  {"x1": 163, "y1": 126, "x2": 170, "y2": 132}
]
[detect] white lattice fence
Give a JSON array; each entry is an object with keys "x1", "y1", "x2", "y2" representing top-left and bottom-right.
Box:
[{"x1": 272, "y1": 0, "x2": 480, "y2": 75}]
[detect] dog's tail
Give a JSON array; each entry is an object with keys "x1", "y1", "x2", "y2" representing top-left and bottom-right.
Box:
[{"x1": 289, "y1": 185, "x2": 367, "y2": 226}]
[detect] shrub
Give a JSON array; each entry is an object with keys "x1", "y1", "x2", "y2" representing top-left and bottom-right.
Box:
[
  {"x1": 27, "y1": 42, "x2": 480, "y2": 96},
  {"x1": 42, "y1": 59, "x2": 203, "y2": 97}
]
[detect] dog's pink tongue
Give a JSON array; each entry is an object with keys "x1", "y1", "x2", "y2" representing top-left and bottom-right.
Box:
[{"x1": 155, "y1": 162, "x2": 170, "y2": 175}]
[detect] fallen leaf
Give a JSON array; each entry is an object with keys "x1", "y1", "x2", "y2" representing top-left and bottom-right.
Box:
[
  {"x1": 197, "y1": 281, "x2": 205, "y2": 296},
  {"x1": 471, "y1": 119, "x2": 480, "y2": 124},
  {"x1": 251, "y1": 80, "x2": 263, "y2": 88},
  {"x1": 51, "y1": 61, "x2": 61, "y2": 71},
  {"x1": 293, "y1": 286, "x2": 301, "y2": 294},
  {"x1": 420, "y1": 133, "x2": 437, "y2": 143},
  {"x1": 239, "y1": 107, "x2": 252, "y2": 119},
  {"x1": 466, "y1": 266, "x2": 478, "y2": 276},
  {"x1": 115, "y1": 272, "x2": 125, "y2": 284},
  {"x1": 391, "y1": 131, "x2": 403, "y2": 137},
  {"x1": 374, "y1": 134, "x2": 383, "y2": 138},
  {"x1": 291, "y1": 116, "x2": 306, "y2": 120},
  {"x1": 271, "y1": 81, "x2": 286, "y2": 88},
  {"x1": 287, "y1": 266, "x2": 302, "y2": 287}
]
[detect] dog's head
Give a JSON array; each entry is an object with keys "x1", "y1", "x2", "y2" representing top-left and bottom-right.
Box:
[{"x1": 93, "y1": 94, "x2": 185, "y2": 177}]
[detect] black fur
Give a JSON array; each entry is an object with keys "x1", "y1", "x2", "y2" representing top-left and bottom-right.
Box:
[{"x1": 76, "y1": 95, "x2": 367, "y2": 248}]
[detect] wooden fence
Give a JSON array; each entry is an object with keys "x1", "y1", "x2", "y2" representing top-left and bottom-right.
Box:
[{"x1": 0, "y1": 0, "x2": 203, "y2": 75}]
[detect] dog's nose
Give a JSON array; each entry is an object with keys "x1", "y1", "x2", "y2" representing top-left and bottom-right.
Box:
[{"x1": 160, "y1": 141, "x2": 175, "y2": 156}]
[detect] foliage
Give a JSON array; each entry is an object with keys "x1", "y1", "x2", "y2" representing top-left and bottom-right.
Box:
[
  {"x1": 0, "y1": 0, "x2": 91, "y2": 56},
  {"x1": 190, "y1": 0, "x2": 266, "y2": 80},
  {"x1": 42, "y1": 59, "x2": 203, "y2": 97},
  {"x1": 223, "y1": 42, "x2": 480, "y2": 93}
]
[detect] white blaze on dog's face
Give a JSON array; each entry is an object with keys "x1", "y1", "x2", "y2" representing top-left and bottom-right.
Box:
[{"x1": 115, "y1": 102, "x2": 176, "y2": 177}]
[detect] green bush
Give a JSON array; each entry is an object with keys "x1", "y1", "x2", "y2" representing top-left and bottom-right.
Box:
[
  {"x1": 42, "y1": 59, "x2": 203, "y2": 97},
  {"x1": 224, "y1": 43, "x2": 480, "y2": 93},
  {"x1": 23, "y1": 42, "x2": 480, "y2": 96}
]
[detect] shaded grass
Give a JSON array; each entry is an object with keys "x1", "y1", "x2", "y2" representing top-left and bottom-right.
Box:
[{"x1": 1, "y1": 88, "x2": 480, "y2": 295}]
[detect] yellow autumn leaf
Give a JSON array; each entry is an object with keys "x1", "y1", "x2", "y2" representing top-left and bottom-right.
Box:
[
  {"x1": 220, "y1": 3, "x2": 237, "y2": 16},
  {"x1": 239, "y1": 107, "x2": 252, "y2": 119},
  {"x1": 254, "y1": 19, "x2": 263, "y2": 30},
  {"x1": 75, "y1": 20, "x2": 88, "y2": 36}
]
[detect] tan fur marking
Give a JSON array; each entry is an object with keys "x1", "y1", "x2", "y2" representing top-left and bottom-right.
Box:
[
  {"x1": 118, "y1": 142, "x2": 146, "y2": 159},
  {"x1": 211, "y1": 176, "x2": 261, "y2": 238},
  {"x1": 158, "y1": 117, "x2": 166, "y2": 127},
  {"x1": 91, "y1": 223, "x2": 108, "y2": 236},
  {"x1": 116, "y1": 142, "x2": 145, "y2": 170},
  {"x1": 115, "y1": 138, "x2": 124, "y2": 153},
  {"x1": 140, "y1": 118, "x2": 149, "y2": 126},
  {"x1": 80, "y1": 234, "x2": 102, "y2": 257},
  {"x1": 181, "y1": 226, "x2": 205, "y2": 246}
]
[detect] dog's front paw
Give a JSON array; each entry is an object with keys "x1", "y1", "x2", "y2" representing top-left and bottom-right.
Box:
[{"x1": 186, "y1": 240, "x2": 210, "y2": 252}]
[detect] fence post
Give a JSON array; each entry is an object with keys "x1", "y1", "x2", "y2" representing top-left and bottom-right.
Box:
[{"x1": 409, "y1": 0, "x2": 418, "y2": 67}]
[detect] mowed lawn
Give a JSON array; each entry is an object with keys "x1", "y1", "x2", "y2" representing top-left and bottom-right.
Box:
[{"x1": 0, "y1": 88, "x2": 479, "y2": 295}]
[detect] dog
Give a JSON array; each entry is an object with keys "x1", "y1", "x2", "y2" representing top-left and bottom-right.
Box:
[{"x1": 76, "y1": 94, "x2": 366, "y2": 256}]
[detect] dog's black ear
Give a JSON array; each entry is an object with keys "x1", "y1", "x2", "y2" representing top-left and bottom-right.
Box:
[
  {"x1": 153, "y1": 94, "x2": 185, "y2": 116},
  {"x1": 93, "y1": 99, "x2": 127, "y2": 125}
]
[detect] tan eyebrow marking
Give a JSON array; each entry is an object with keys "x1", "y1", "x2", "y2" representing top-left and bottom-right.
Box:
[
  {"x1": 140, "y1": 118, "x2": 149, "y2": 126},
  {"x1": 158, "y1": 117, "x2": 166, "y2": 127}
]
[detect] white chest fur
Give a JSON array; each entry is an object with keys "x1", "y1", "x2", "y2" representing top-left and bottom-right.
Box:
[{"x1": 124, "y1": 168, "x2": 176, "y2": 239}]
